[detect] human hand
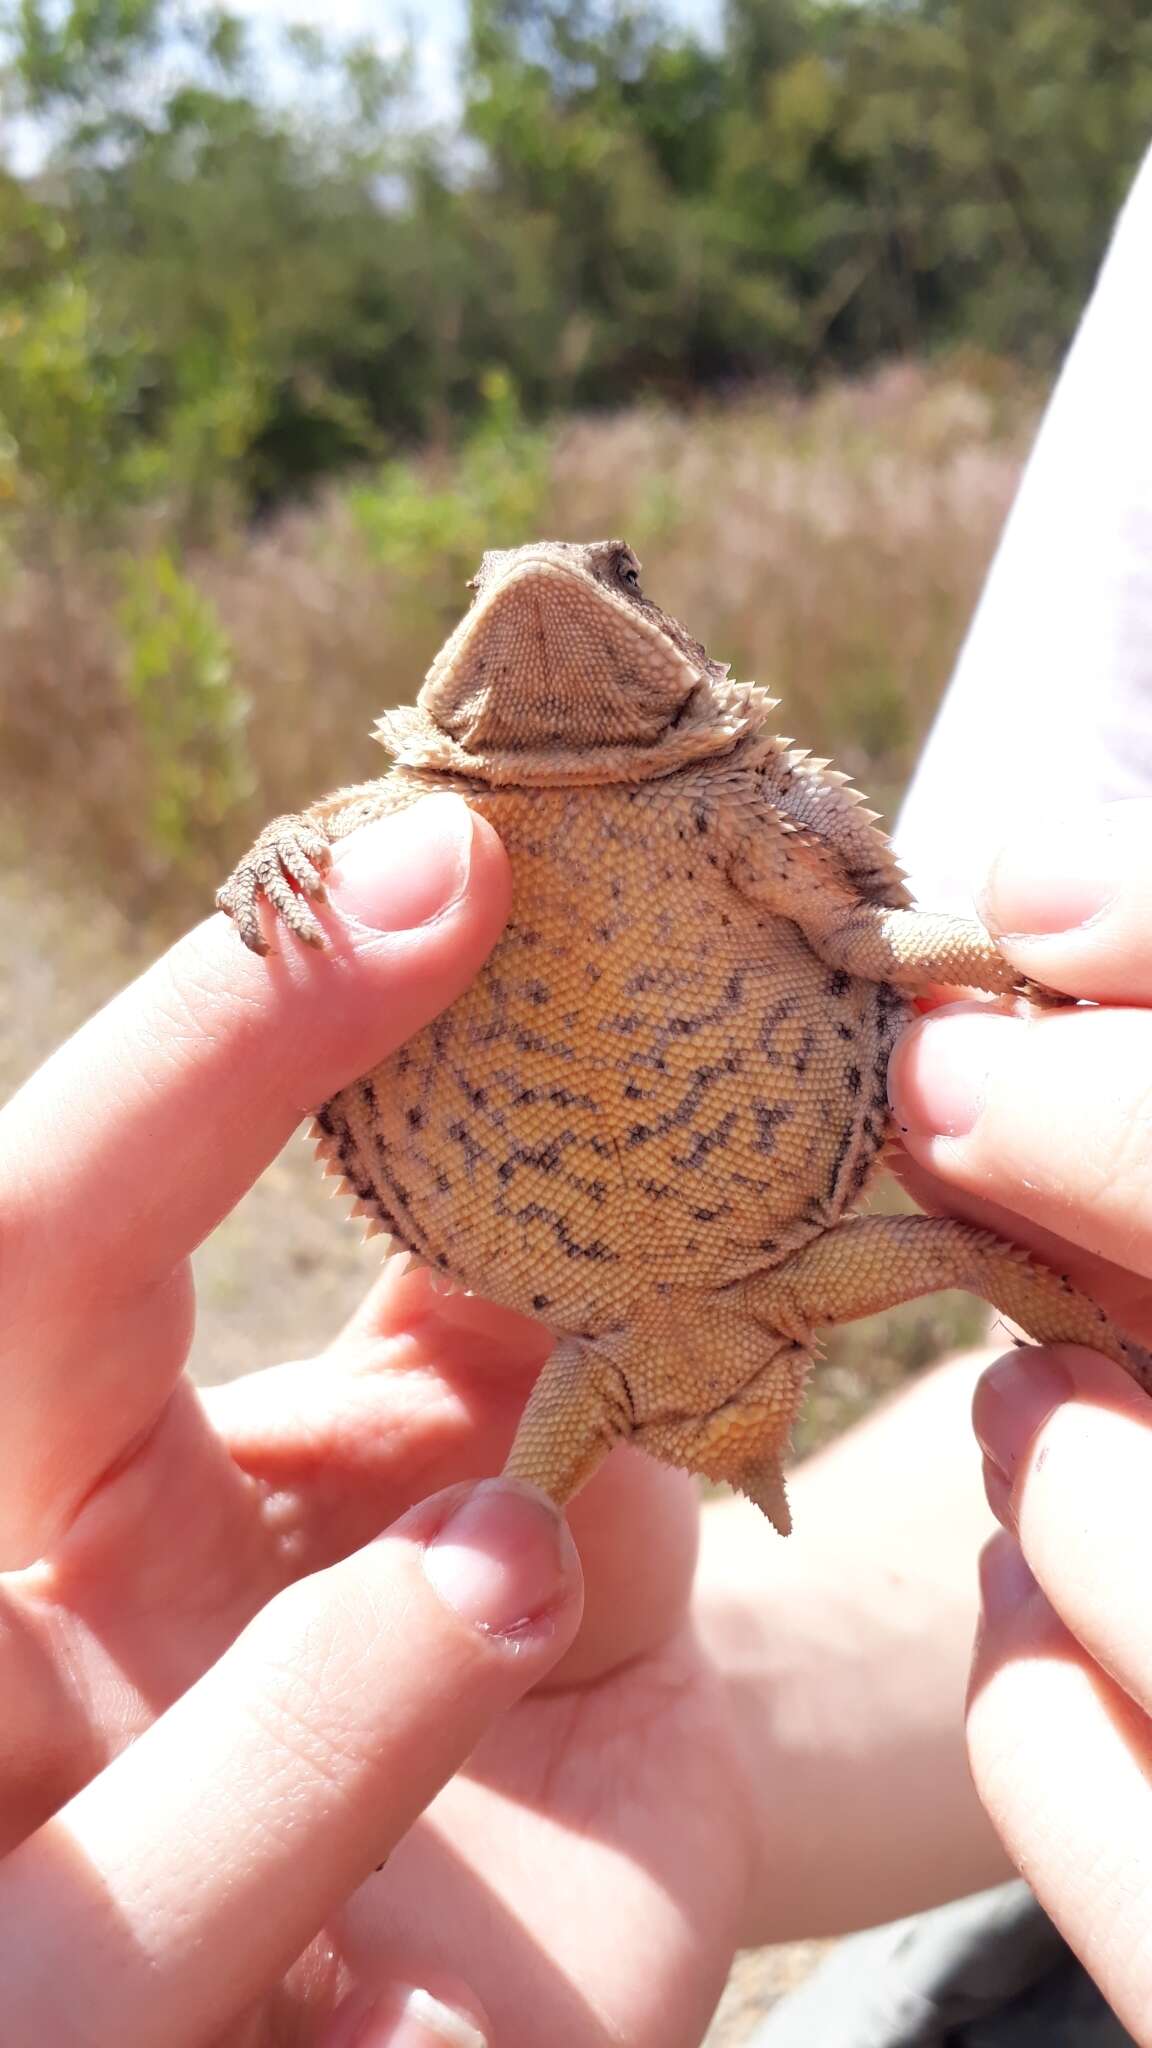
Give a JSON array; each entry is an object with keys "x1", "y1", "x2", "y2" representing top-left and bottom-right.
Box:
[
  {"x1": 0, "y1": 795, "x2": 740, "y2": 2048},
  {"x1": 888, "y1": 800, "x2": 1152, "y2": 2044}
]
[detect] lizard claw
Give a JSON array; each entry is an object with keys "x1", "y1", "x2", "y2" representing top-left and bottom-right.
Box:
[
  {"x1": 1013, "y1": 973, "x2": 1076, "y2": 1010},
  {"x1": 216, "y1": 814, "x2": 333, "y2": 954}
]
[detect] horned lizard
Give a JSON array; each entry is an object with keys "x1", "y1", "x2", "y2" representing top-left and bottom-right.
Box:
[{"x1": 217, "y1": 539, "x2": 1152, "y2": 1532}]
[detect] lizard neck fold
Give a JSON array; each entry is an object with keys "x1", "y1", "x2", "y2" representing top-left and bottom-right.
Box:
[{"x1": 374, "y1": 678, "x2": 777, "y2": 788}]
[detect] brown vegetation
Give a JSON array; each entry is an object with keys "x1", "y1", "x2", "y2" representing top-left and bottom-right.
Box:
[{"x1": 1, "y1": 359, "x2": 1036, "y2": 932}]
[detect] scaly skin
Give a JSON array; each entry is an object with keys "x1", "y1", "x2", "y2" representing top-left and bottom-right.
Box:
[{"x1": 217, "y1": 540, "x2": 1152, "y2": 1531}]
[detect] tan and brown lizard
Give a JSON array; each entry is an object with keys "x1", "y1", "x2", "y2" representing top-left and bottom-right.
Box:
[{"x1": 217, "y1": 539, "x2": 1152, "y2": 1532}]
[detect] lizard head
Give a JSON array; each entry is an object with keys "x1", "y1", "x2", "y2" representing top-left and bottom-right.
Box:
[{"x1": 416, "y1": 540, "x2": 718, "y2": 754}]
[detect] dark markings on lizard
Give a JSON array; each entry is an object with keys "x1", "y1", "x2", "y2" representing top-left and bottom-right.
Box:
[
  {"x1": 758, "y1": 996, "x2": 799, "y2": 1064},
  {"x1": 508, "y1": 1025, "x2": 575, "y2": 1060},
  {"x1": 447, "y1": 1119, "x2": 486, "y2": 1172},
  {"x1": 549, "y1": 1086, "x2": 597, "y2": 1109},
  {"x1": 793, "y1": 1028, "x2": 817, "y2": 1077},
  {"x1": 825, "y1": 1123, "x2": 857, "y2": 1204},
  {"x1": 506, "y1": 1201, "x2": 618, "y2": 1264},
  {"x1": 674, "y1": 1109, "x2": 740, "y2": 1170},
  {"x1": 752, "y1": 1102, "x2": 794, "y2": 1156}
]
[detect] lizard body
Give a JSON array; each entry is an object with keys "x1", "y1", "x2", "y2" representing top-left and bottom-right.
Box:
[{"x1": 218, "y1": 540, "x2": 1152, "y2": 1530}]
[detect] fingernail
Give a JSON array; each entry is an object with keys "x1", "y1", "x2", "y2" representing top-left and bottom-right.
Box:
[
  {"x1": 331, "y1": 1987, "x2": 487, "y2": 2048},
  {"x1": 888, "y1": 1007, "x2": 1021, "y2": 1138},
  {"x1": 332, "y1": 798, "x2": 474, "y2": 931},
  {"x1": 422, "y1": 1479, "x2": 578, "y2": 1638},
  {"x1": 984, "y1": 813, "x2": 1120, "y2": 937},
  {"x1": 973, "y1": 1348, "x2": 1072, "y2": 1483},
  {"x1": 979, "y1": 1532, "x2": 1038, "y2": 1623}
]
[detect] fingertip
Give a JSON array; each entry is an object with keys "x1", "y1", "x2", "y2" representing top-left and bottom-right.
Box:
[
  {"x1": 980, "y1": 801, "x2": 1152, "y2": 1003},
  {"x1": 411, "y1": 1477, "x2": 582, "y2": 1645},
  {"x1": 978, "y1": 1529, "x2": 1040, "y2": 1627},
  {"x1": 887, "y1": 1001, "x2": 1014, "y2": 1142},
  {"x1": 972, "y1": 1348, "x2": 1073, "y2": 1489},
  {"x1": 327, "y1": 799, "x2": 486, "y2": 938},
  {"x1": 982, "y1": 811, "x2": 1119, "y2": 941}
]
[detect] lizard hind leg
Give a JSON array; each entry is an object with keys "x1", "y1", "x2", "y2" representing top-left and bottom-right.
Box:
[
  {"x1": 755, "y1": 1212, "x2": 1152, "y2": 1396},
  {"x1": 501, "y1": 1332, "x2": 639, "y2": 1507}
]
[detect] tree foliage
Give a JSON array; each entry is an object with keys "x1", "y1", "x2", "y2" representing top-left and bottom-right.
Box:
[{"x1": 1, "y1": 0, "x2": 1150, "y2": 522}]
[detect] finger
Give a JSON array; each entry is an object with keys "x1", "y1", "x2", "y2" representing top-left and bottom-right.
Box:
[
  {"x1": 209, "y1": 1262, "x2": 700, "y2": 1685},
  {"x1": 0, "y1": 799, "x2": 509, "y2": 1559},
  {"x1": 202, "y1": 1264, "x2": 554, "y2": 1574},
  {"x1": 969, "y1": 1532, "x2": 1152, "y2": 2040},
  {"x1": 982, "y1": 800, "x2": 1152, "y2": 1003},
  {"x1": 0, "y1": 1480, "x2": 581, "y2": 2048},
  {"x1": 889, "y1": 999, "x2": 1152, "y2": 1283},
  {"x1": 973, "y1": 1345, "x2": 1152, "y2": 1717}
]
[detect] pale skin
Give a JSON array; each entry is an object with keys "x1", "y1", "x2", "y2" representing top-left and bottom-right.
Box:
[{"x1": 2, "y1": 795, "x2": 1152, "y2": 2045}]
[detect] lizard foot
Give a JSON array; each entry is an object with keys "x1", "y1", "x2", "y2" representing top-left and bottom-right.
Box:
[{"x1": 216, "y1": 813, "x2": 333, "y2": 954}]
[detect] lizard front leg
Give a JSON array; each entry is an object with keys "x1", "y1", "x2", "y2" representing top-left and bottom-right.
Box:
[
  {"x1": 798, "y1": 903, "x2": 1063, "y2": 1004},
  {"x1": 726, "y1": 823, "x2": 1063, "y2": 1004},
  {"x1": 217, "y1": 778, "x2": 413, "y2": 954}
]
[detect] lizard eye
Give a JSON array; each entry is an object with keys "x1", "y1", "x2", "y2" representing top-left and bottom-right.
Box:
[{"x1": 618, "y1": 557, "x2": 641, "y2": 591}]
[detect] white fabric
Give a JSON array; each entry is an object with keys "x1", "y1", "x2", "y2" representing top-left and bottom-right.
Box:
[{"x1": 896, "y1": 148, "x2": 1152, "y2": 912}]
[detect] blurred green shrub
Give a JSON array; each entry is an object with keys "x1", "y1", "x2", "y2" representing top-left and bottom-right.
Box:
[
  {"x1": 350, "y1": 370, "x2": 551, "y2": 591},
  {"x1": 2, "y1": 0, "x2": 1147, "y2": 522},
  {"x1": 0, "y1": 277, "x2": 151, "y2": 529},
  {"x1": 117, "y1": 547, "x2": 252, "y2": 862}
]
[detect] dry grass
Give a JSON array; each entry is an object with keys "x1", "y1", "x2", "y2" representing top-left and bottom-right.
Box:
[{"x1": 0, "y1": 358, "x2": 1037, "y2": 925}]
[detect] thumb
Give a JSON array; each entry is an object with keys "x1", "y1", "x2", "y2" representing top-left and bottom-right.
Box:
[{"x1": 0, "y1": 1479, "x2": 580, "y2": 2047}]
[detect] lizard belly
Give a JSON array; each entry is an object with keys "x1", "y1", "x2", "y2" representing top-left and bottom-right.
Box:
[{"x1": 317, "y1": 799, "x2": 909, "y2": 1325}]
